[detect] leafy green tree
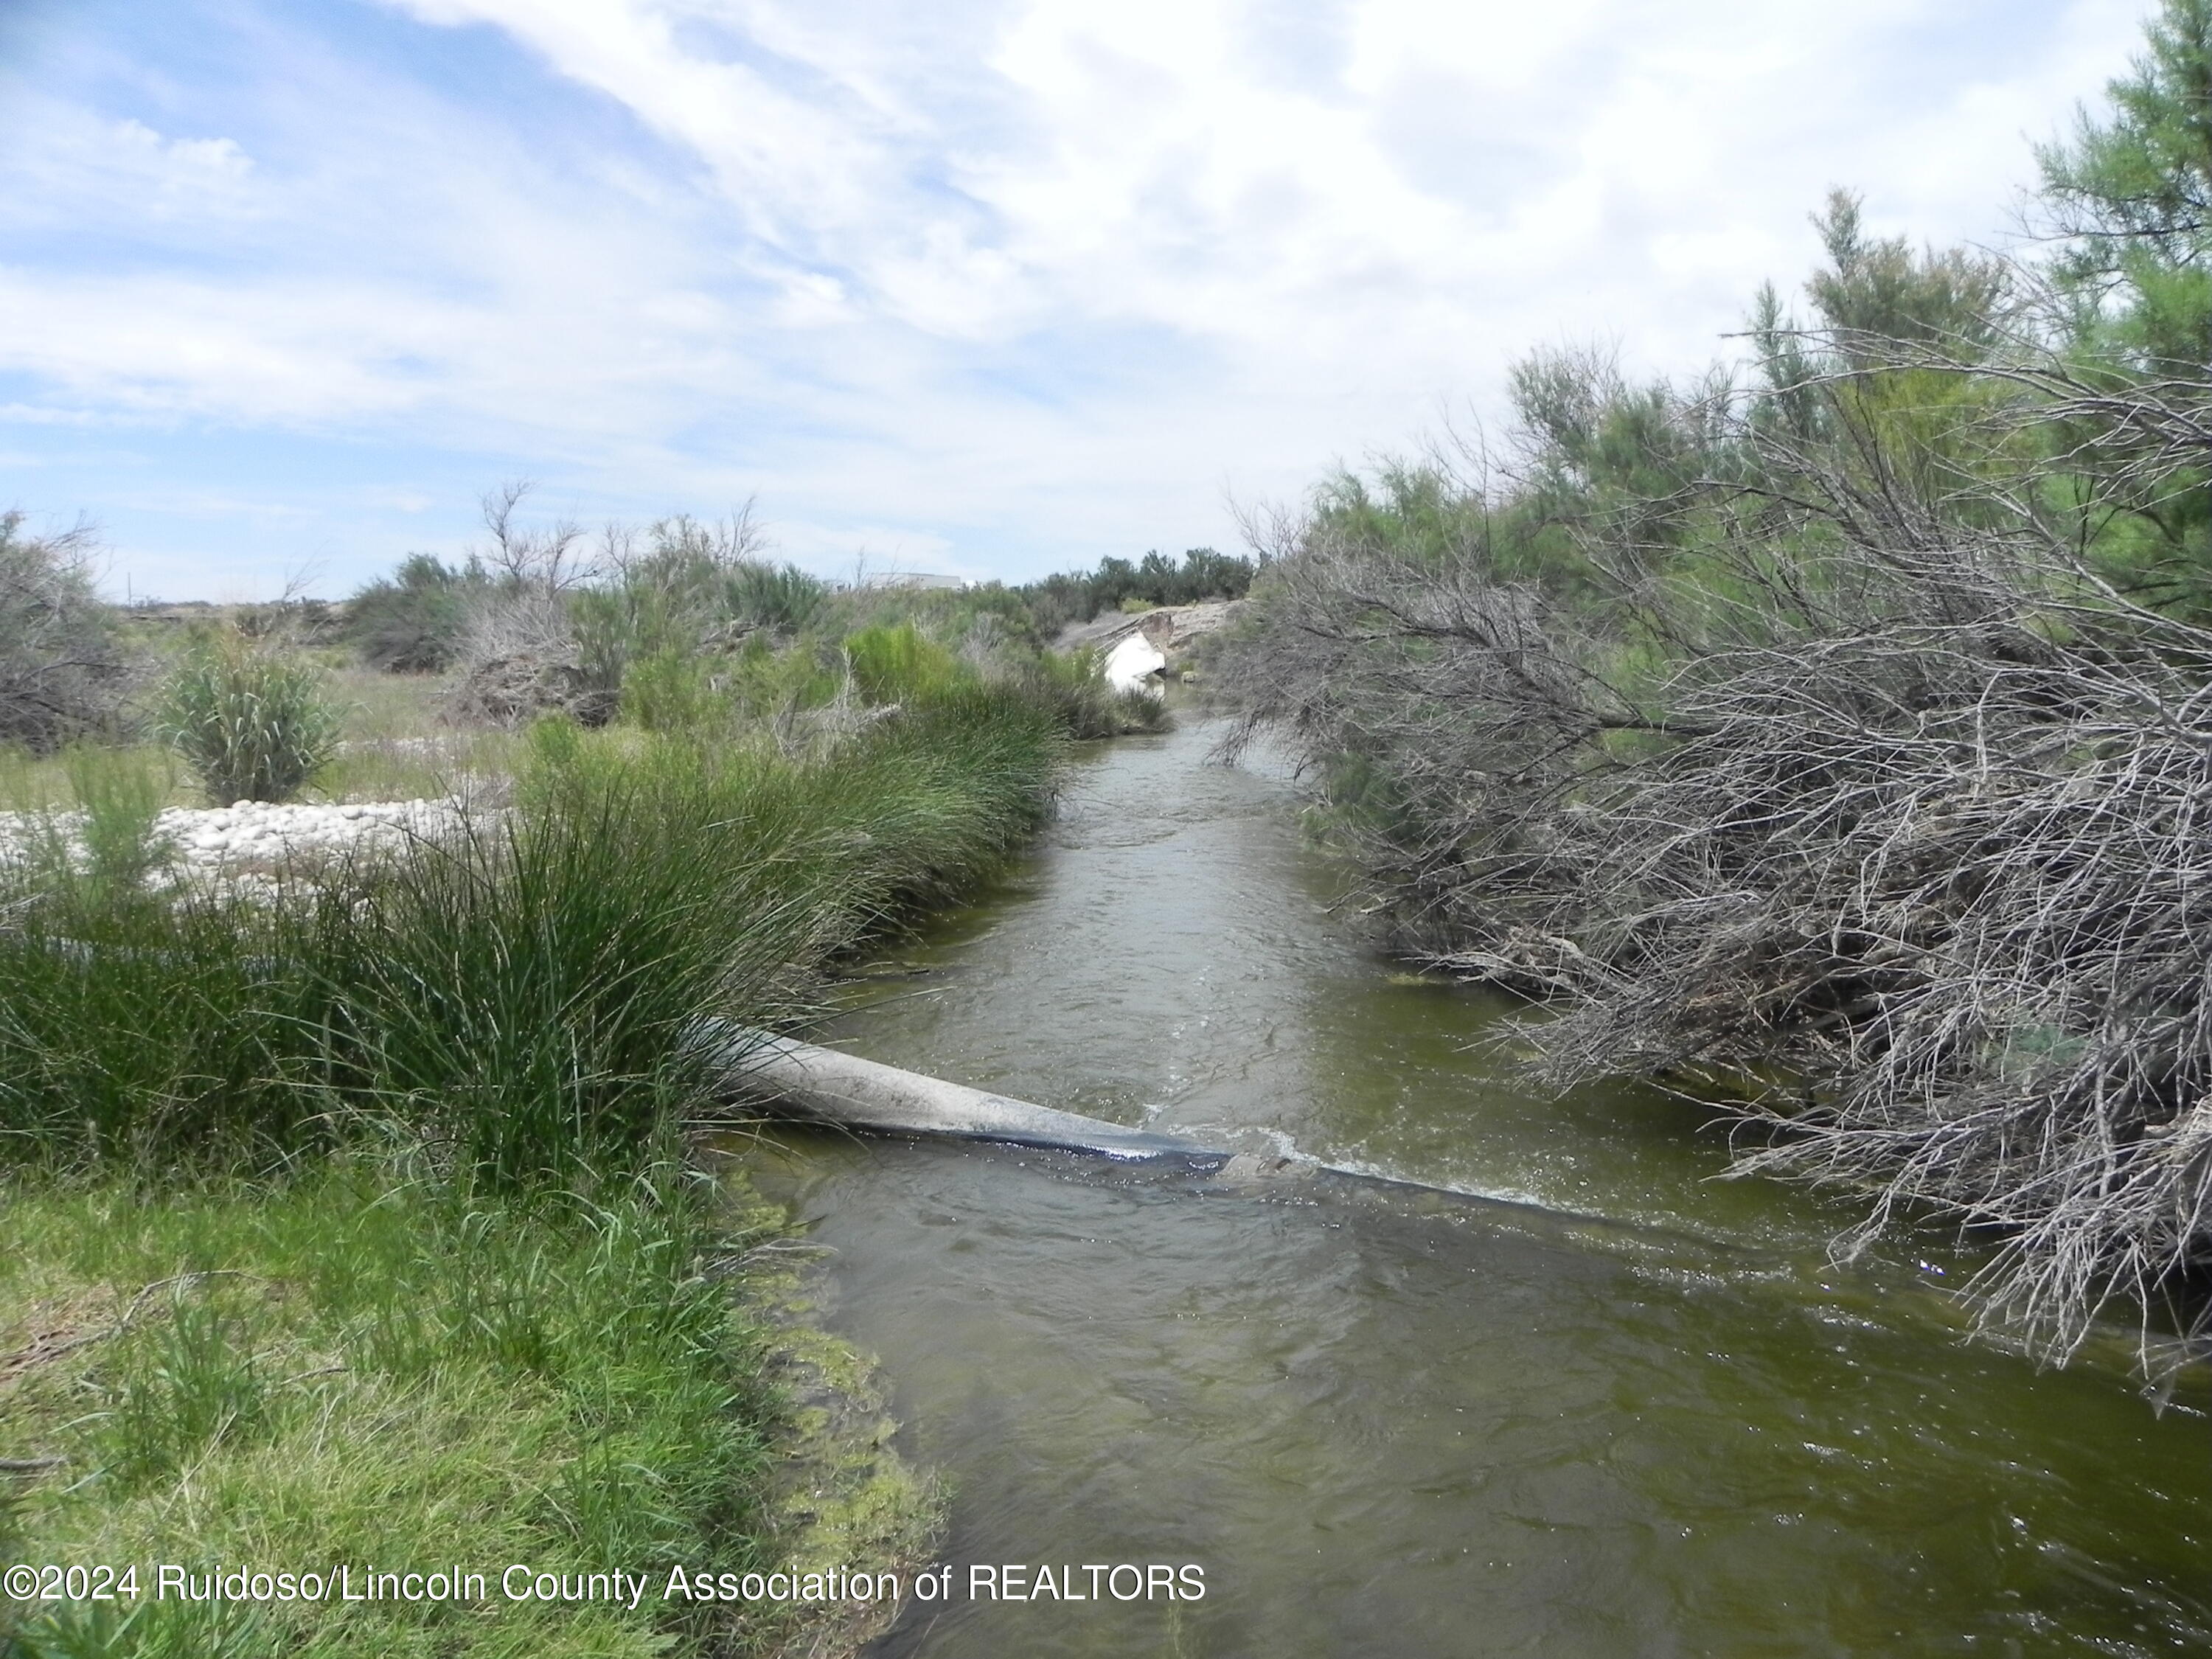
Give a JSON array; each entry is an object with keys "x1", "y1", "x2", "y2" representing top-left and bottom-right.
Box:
[
  {"x1": 2031, "y1": 2, "x2": 2212, "y2": 611},
  {"x1": 1801, "y1": 189, "x2": 2008, "y2": 357},
  {"x1": 1012, "y1": 548, "x2": 1255, "y2": 632},
  {"x1": 1136, "y1": 549, "x2": 1180, "y2": 602},
  {"x1": 1507, "y1": 344, "x2": 1727, "y2": 588},
  {"x1": 2038, "y1": 0, "x2": 2212, "y2": 366}
]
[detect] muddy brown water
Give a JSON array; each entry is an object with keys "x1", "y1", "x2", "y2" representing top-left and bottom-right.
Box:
[{"x1": 743, "y1": 717, "x2": 2210, "y2": 1658}]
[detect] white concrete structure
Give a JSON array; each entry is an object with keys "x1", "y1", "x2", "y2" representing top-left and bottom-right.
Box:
[
  {"x1": 1101, "y1": 631, "x2": 1166, "y2": 695},
  {"x1": 712, "y1": 1025, "x2": 1225, "y2": 1162}
]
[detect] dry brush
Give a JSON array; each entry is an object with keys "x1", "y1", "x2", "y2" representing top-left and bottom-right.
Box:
[{"x1": 1216, "y1": 345, "x2": 2212, "y2": 1377}]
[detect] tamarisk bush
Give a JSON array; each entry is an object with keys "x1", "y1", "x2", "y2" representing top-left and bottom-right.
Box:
[
  {"x1": 0, "y1": 512, "x2": 130, "y2": 751},
  {"x1": 1217, "y1": 318, "x2": 2212, "y2": 1377}
]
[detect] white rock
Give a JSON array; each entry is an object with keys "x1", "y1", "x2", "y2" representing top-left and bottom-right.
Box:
[
  {"x1": 0, "y1": 793, "x2": 485, "y2": 891},
  {"x1": 1102, "y1": 632, "x2": 1167, "y2": 695}
]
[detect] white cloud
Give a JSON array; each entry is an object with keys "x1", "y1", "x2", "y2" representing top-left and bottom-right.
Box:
[
  {"x1": 0, "y1": 0, "x2": 2162, "y2": 591},
  {"x1": 5, "y1": 107, "x2": 260, "y2": 227},
  {"x1": 354, "y1": 0, "x2": 2149, "y2": 387}
]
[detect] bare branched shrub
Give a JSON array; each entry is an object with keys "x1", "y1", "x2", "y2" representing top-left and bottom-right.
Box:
[
  {"x1": 439, "y1": 492, "x2": 821, "y2": 728},
  {"x1": 445, "y1": 484, "x2": 613, "y2": 726},
  {"x1": 0, "y1": 512, "x2": 133, "y2": 751},
  {"x1": 446, "y1": 585, "x2": 608, "y2": 727},
  {"x1": 479, "y1": 479, "x2": 587, "y2": 593},
  {"x1": 1216, "y1": 333, "x2": 2212, "y2": 1376}
]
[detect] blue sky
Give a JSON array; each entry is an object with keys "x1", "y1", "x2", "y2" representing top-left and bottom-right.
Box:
[{"x1": 0, "y1": 0, "x2": 2157, "y2": 598}]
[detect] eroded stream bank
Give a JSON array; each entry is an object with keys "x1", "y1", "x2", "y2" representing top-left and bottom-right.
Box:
[{"x1": 742, "y1": 717, "x2": 2209, "y2": 1658}]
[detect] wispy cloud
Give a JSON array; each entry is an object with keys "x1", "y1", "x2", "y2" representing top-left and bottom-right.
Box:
[{"x1": 0, "y1": 0, "x2": 2156, "y2": 595}]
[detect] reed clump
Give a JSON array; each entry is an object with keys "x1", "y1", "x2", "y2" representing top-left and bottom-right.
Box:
[
  {"x1": 0, "y1": 683, "x2": 1059, "y2": 1658},
  {"x1": 157, "y1": 631, "x2": 341, "y2": 804},
  {"x1": 0, "y1": 686, "x2": 1061, "y2": 1180}
]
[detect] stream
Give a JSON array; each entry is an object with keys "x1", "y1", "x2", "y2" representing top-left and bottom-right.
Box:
[{"x1": 746, "y1": 716, "x2": 2210, "y2": 1658}]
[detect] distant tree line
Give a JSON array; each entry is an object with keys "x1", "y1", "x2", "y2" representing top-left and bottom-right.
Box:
[
  {"x1": 335, "y1": 516, "x2": 1256, "y2": 687},
  {"x1": 318, "y1": 490, "x2": 1178, "y2": 741},
  {"x1": 1013, "y1": 547, "x2": 1257, "y2": 636}
]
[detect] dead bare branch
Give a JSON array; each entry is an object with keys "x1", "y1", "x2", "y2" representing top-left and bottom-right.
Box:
[{"x1": 1214, "y1": 330, "x2": 2212, "y2": 1377}]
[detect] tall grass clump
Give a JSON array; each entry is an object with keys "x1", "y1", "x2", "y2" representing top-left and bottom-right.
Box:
[
  {"x1": 807, "y1": 685, "x2": 1062, "y2": 908},
  {"x1": 1014, "y1": 647, "x2": 1171, "y2": 740},
  {"x1": 0, "y1": 690, "x2": 1063, "y2": 1180},
  {"x1": 159, "y1": 632, "x2": 341, "y2": 804},
  {"x1": 323, "y1": 762, "x2": 830, "y2": 1183},
  {"x1": 0, "y1": 890, "x2": 338, "y2": 1166}
]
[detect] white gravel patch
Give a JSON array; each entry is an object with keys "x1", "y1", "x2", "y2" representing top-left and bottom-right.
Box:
[{"x1": 0, "y1": 798, "x2": 477, "y2": 892}]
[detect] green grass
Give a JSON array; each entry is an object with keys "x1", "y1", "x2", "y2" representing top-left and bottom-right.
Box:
[
  {"x1": 0, "y1": 745, "x2": 184, "y2": 817},
  {"x1": 312, "y1": 668, "x2": 524, "y2": 805},
  {"x1": 0, "y1": 672, "x2": 519, "y2": 813},
  {"x1": 0, "y1": 1165, "x2": 801, "y2": 1659},
  {"x1": 0, "y1": 682, "x2": 1062, "y2": 1657},
  {"x1": 0, "y1": 689, "x2": 1060, "y2": 1180}
]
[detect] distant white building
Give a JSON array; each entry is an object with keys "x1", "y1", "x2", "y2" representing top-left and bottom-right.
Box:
[{"x1": 850, "y1": 571, "x2": 967, "y2": 591}]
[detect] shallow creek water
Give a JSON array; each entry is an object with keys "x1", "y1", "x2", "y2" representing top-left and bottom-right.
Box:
[{"x1": 742, "y1": 717, "x2": 2210, "y2": 1658}]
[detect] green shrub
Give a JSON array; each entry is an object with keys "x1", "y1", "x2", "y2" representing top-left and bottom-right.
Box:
[
  {"x1": 620, "y1": 647, "x2": 724, "y2": 733},
  {"x1": 341, "y1": 552, "x2": 481, "y2": 672},
  {"x1": 159, "y1": 635, "x2": 341, "y2": 804},
  {"x1": 723, "y1": 560, "x2": 829, "y2": 633},
  {"x1": 726, "y1": 634, "x2": 841, "y2": 718},
  {"x1": 4, "y1": 746, "x2": 176, "y2": 914},
  {"x1": 844, "y1": 622, "x2": 964, "y2": 705},
  {"x1": 66, "y1": 745, "x2": 175, "y2": 903},
  {"x1": 567, "y1": 531, "x2": 828, "y2": 698}
]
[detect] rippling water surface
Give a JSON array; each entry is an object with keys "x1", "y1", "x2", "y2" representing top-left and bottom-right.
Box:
[{"x1": 743, "y1": 717, "x2": 2210, "y2": 1658}]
